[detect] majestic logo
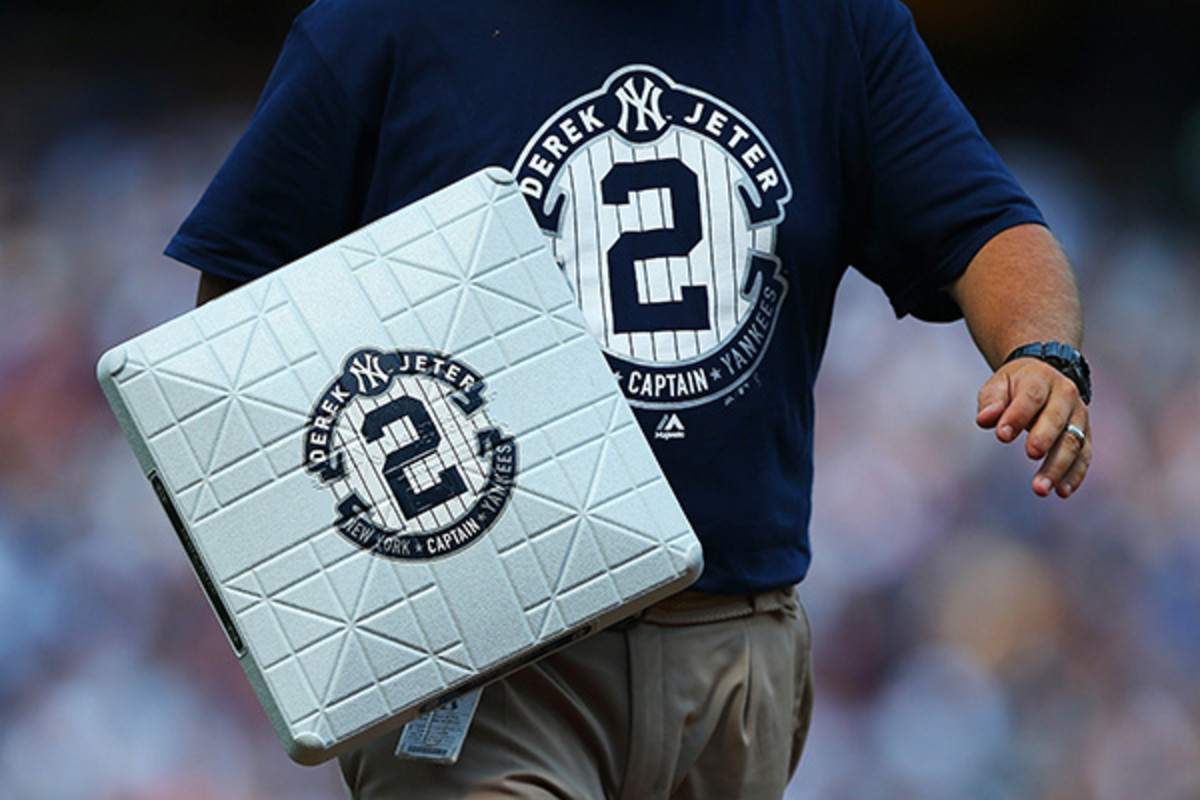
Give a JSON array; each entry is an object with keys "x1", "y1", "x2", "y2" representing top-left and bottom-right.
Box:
[
  {"x1": 514, "y1": 65, "x2": 792, "y2": 411},
  {"x1": 304, "y1": 348, "x2": 517, "y2": 559},
  {"x1": 655, "y1": 413, "x2": 686, "y2": 441}
]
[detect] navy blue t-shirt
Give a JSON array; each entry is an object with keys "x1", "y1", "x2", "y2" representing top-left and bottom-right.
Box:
[{"x1": 166, "y1": 0, "x2": 1043, "y2": 593}]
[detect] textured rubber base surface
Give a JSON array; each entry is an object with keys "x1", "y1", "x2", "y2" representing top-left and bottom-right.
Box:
[{"x1": 97, "y1": 168, "x2": 701, "y2": 764}]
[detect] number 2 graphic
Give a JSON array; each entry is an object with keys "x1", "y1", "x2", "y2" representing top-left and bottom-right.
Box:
[
  {"x1": 601, "y1": 159, "x2": 708, "y2": 333},
  {"x1": 361, "y1": 396, "x2": 466, "y2": 519}
]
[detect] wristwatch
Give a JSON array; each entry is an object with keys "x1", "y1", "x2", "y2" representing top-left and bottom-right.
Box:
[{"x1": 1002, "y1": 342, "x2": 1092, "y2": 404}]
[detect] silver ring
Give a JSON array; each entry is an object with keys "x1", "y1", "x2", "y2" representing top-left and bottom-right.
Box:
[{"x1": 1065, "y1": 424, "x2": 1086, "y2": 446}]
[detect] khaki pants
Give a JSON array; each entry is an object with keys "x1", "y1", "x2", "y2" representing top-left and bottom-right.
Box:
[{"x1": 339, "y1": 588, "x2": 813, "y2": 799}]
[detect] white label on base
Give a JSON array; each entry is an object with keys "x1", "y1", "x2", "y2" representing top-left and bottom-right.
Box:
[{"x1": 395, "y1": 690, "x2": 482, "y2": 764}]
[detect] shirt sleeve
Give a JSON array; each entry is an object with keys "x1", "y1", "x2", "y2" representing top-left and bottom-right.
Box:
[
  {"x1": 164, "y1": 12, "x2": 380, "y2": 282},
  {"x1": 847, "y1": 0, "x2": 1045, "y2": 322}
]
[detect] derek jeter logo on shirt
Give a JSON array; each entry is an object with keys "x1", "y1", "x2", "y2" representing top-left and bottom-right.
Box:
[
  {"x1": 514, "y1": 65, "x2": 792, "y2": 411},
  {"x1": 304, "y1": 348, "x2": 517, "y2": 560}
]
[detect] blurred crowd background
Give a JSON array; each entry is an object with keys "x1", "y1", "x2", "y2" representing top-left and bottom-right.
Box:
[{"x1": 1, "y1": 1, "x2": 1197, "y2": 798}]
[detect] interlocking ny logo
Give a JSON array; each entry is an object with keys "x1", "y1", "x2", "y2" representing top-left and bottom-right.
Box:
[
  {"x1": 348, "y1": 352, "x2": 390, "y2": 394},
  {"x1": 615, "y1": 75, "x2": 667, "y2": 134}
]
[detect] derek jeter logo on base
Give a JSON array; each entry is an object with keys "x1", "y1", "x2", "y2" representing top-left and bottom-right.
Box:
[
  {"x1": 304, "y1": 348, "x2": 517, "y2": 560},
  {"x1": 514, "y1": 65, "x2": 792, "y2": 412}
]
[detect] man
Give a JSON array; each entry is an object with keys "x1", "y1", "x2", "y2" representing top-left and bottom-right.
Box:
[{"x1": 171, "y1": 1, "x2": 1091, "y2": 796}]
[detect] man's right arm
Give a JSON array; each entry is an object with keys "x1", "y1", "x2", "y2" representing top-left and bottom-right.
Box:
[
  {"x1": 171, "y1": 8, "x2": 375, "y2": 302},
  {"x1": 195, "y1": 272, "x2": 243, "y2": 306}
]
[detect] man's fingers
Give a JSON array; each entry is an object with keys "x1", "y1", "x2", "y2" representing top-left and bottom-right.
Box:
[
  {"x1": 1023, "y1": 379, "x2": 1081, "y2": 459},
  {"x1": 992, "y1": 367, "x2": 1051, "y2": 444},
  {"x1": 1033, "y1": 416, "x2": 1091, "y2": 497},
  {"x1": 1054, "y1": 429, "x2": 1092, "y2": 497},
  {"x1": 976, "y1": 373, "x2": 1011, "y2": 430},
  {"x1": 977, "y1": 358, "x2": 1092, "y2": 499}
]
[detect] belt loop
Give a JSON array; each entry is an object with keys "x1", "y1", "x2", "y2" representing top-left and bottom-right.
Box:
[{"x1": 751, "y1": 587, "x2": 794, "y2": 615}]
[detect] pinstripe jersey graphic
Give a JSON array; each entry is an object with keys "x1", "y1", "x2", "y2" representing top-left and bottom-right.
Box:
[
  {"x1": 515, "y1": 65, "x2": 792, "y2": 411},
  {"x1": 304, "y1": 349, "x2": 517, "y2": 559}
]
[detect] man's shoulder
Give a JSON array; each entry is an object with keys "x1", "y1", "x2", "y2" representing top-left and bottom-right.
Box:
[
  {"x1": 296, "y1": 0, "x2": 396, "y2": 30},
  {"x1": 289, "y1": 0, "x2": 429, "y2": 77},
  {"x1": 842, "y1": 0, "x2": 912, "y2": 33},
  {"x1": 295, "y1": 0, "x2": 478, "y2": 54},
  {"x1": 298, "y1": 0, "x2": 459, "y2": 28}
]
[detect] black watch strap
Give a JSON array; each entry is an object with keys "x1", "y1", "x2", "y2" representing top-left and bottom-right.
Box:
[{"x1": 1002, "y1": 341, "x2": 1092, "y2": 404}]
